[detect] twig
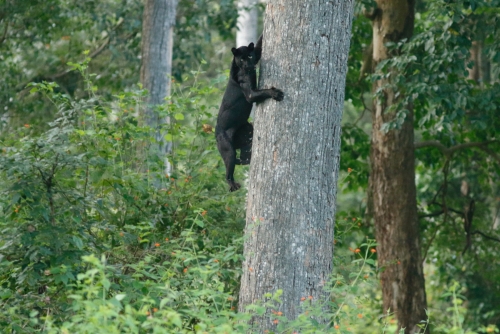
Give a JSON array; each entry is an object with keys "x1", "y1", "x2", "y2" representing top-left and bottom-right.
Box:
[
  {"x1": 44, "y1": 37, "x2": 112, "y2": 82},
  {"x1": 430, "y1": 184, "x2": 443, "y2": 206},
  {"x1": 418, "y1": 210, "x2": 444, "y2": 219},
  {"x1": 353, "y1": 91, "x2": 372, "y2": 126},
  {"x1": 429, "y1": 202, "x2": 464, "y2": 216},
  {"x1": 422, "y1": 161, "x2": 449, "y2": 262},
  {"x1": 422, "y1": 219, "x2": 445, "y2": 263}
]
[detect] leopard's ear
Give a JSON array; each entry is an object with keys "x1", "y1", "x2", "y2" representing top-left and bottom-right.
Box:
[
  {"x1": 247, "y1": 42, "x2": 254, "y2": 51},
  {"x1": 231, "y1": 47, "x2": 240, "y2": 56}
]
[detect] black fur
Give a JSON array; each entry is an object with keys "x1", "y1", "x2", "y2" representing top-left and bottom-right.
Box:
[{"x1": 216, "y1": 35, "x2": 284, "y2": 192}]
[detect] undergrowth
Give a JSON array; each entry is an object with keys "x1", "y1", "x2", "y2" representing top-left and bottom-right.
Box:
[{"x1": 0, "y1": 57, "x2": 495, "y2": 333}]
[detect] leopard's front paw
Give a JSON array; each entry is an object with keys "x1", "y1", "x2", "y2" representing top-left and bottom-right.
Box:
[{"x1": 271, "y1": 87, "x2": 284, "y2": 101}]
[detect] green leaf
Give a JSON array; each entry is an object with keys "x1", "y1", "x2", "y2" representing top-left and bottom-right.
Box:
[
  {"x1": 72, "y1": 236, "x2": 84, "y2": 250},
  {"x1": 174, "y1": 113, "x2": 185, "y2": 120},
  {"x1": 102, "y1": 279, "x2": 111, "y2": 290},
  {"x1": 160, "y1": 298, "x2": 169, "y2": 309},
  {"x1": 0, "y1": 290, "x2": 13, "y2": 300},
  {"x1": 115, "y1": 294, "x2": 126, "y2": 301},
  {"x1": 170, "y1": 312, "x2": 182, "y2": 327},
  {"x1": 11, "y1": 193, "x2": 21, "y2": 204}
]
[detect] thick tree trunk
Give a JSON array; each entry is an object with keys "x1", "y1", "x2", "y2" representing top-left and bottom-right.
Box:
[
  {"x1": 140, "y1": 0, "x2": 178, "y2": 174},
  {"x1": 238, "y1": 0, "x2": 354, "y2": 331},
  {"x1": 370, "y1": 0, "x2": 429, "y2": 332},
  {"x1": 236, "y1": 0, "x2": 258, "y2": 47}
]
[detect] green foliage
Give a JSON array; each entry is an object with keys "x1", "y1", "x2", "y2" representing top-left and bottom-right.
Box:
[
  {"x1": 345, "y1": 0, "x2": 500, "y2": 328},
  {"x1": 385, "y1": 0, "x2": 500, "y2": 328},
  {"x1": 0, "y1": 59, "x2": 248, "y2": 331},
  {"x1": 0, "y1": 0, "x2": 144, "y2": 130},
  {"x1": 0, "y1": 0, "x2": 239, "y2": 132},
  {"x1": 174, "y1": 0, "x2": 239, "y2": 80},
  {"x1": 2, "y1": 0, "x2": 500, "y2": 331},
  {"x1": 0, "y1": 61, "x2": 480, "y2": 331}
]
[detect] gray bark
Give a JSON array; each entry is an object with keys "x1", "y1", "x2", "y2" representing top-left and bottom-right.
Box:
[
  {"x1": 140, "y1": 0, "x2": 178, "y2": 174},
  {"x1": 236, "y1": 0, "x2": 258, "y2": 47},
  {"x1": 238, "y1": 0, "x2": 354, "y2": 330}
]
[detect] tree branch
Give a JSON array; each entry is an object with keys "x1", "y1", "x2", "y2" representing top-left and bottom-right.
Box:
[
  {"x1": 358, "y1": 42, "x2": 373, "y2": 83},
  {"x1": 471, "y1": 230, "x2": 500, "y2": 243},
  {"x1": 414, "y1": 140, "x2": 498, "y2": 156},
  {"x1": 46, "y1": 36, "x2": 111, "y2": 81},
  {"x1": 0, "y1": 21, "x2": 8, "y2": 45},
  {"x1": 478, "y1": 146, "x2": 500, "y2": 165},
  {"x1": 418, "y1": 210, "x2": 444, "y2": 219},
  {"x1": 430, "y1": 202, "x2": 463, "y2": 216},
  {"x1": 422, "y1": 219, "x2": 444, "y2": 263},
  {"x1": 354, "y1": 90, "x2": 372, "y2": 125},
  {"x1": 17, "y1": 19, "x2": 126, "y2": 91}
]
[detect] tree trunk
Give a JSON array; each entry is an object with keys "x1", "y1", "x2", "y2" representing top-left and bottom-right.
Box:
[
  {"x1": 468, "y1": 38, "x2": 491, "y2": 85},
  {"x1": 468, "y1": 41, "x2": 480, "y2": 82},
  {"x1": 238, "y1": 0, "x2": 354, "y2": 330},
  {"x1": 236, "y1": 0, "x2": 258, "y2": 47},
  {"x1": 140, "y1": 0, "x2": 178, "y2": 175},
  {"x1": 370, "y1": 0, "x2": 429, "y2": 332}
]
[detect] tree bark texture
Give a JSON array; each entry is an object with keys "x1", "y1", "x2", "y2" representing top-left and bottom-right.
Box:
[
  {"x1": 140, "y1": 0, "x2": 178, "y2": 174},
  {"x1": 236, "y1": 0, "x2": 258, "y2": 47},
  {"x1": 370, "y1": 0, "x2": 429, "y2": 332},
  {"x1": 238, "y1": 0, "x2": 354, "y2": 330}
]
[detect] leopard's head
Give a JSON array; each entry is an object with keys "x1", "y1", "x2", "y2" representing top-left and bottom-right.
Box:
[{"x1": 231, "y1": 42, "x2": 258, "y2": 73}]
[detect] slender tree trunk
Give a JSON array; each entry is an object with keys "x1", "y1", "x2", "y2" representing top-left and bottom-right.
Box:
[
  {"x1": 236, "y1": 0, "x2": 258, "y2": 47},
  {"x1": 238, "y1": 0, "x2": 354, "y2": 331},
  {"x1": 466, "y1": 19, "x2": 490, "y2": 85},
  {"x1": 369, "y1": 0, "x2": 429, "y2": 332},
  {"x1": 468, "y1": 41, "x2": 480, "y2": 82},
  {"x1": 140, "y1": 0, "x2": 178, "y2": 175},
  {"x1": 469, "y1": 38, "x2": 491, "y2": 85},
  {"x1": 479, "y1": 41, "x2": 491, "y2": 84}
]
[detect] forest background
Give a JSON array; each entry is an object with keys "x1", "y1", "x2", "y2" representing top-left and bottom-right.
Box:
[{"x1": 0, "y1": 0, "x2": 499, "y2": 333}]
